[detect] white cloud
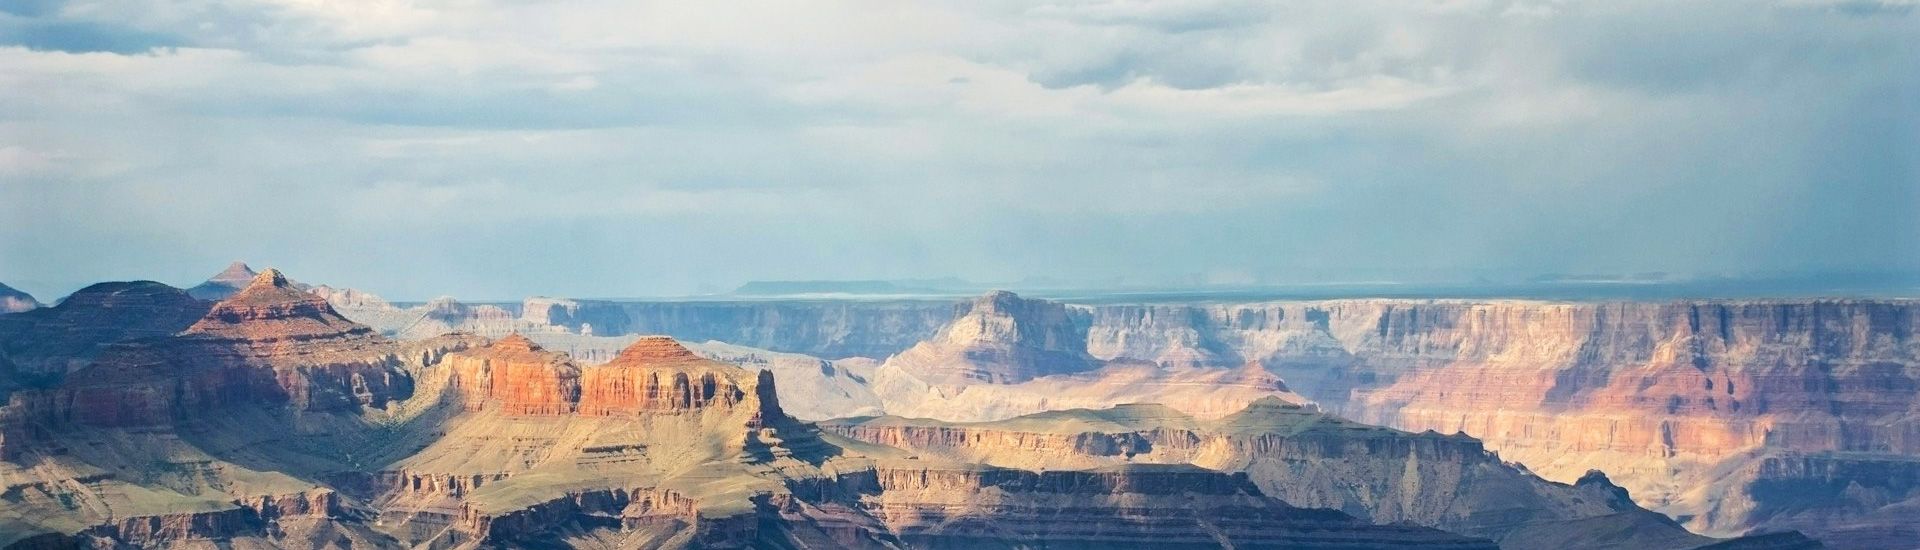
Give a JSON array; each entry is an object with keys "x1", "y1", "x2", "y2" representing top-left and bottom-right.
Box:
[{"x1": 1, "y1": 0, "x2": 1914, "y2": 297}]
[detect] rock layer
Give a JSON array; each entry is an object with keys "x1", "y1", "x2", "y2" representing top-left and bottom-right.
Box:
[
  {"x1": 822, "y1": 399, "x2": 1754, "y2": 549},
  {"x1": 445, "y1": 334, "x2": 581, "y2": 414},
  {"x1": 885, "y1": 290, "x2": 1098, "y2": 385}
]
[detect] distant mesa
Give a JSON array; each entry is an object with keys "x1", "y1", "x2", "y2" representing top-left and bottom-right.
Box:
[
  {"x1": 885, "y1": 290, "x2": 1099, "y2": 385},
  {"x1": 730, "y1": 277, "x2": 979, "y2": 296},
  {"x1": 0, "y1": 282, "x2": 42, "y2": 314},
  {"x1": 733, "y1": 280, "x2": 905, "y2": 295}
]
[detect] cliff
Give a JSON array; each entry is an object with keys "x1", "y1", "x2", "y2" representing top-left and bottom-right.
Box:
[
  {"x1": 821, "y1": 399, "x2": 1740, "y2": 549},
  {"x1": 831, "y1": 460, "x2": 1499, "y2": 549},
  {"x1": 444, "y1": 334, "x2": 580, "y2": 415},
  {"x1": 883, "y1": 290, "x2": 1099, "y2": 385},
  {"x1": 577, "y1": 336, "x2": 784, "y2": 420},
  {"x1": 1078, "y1": 299, "x2": 1918, "y2": 545}
]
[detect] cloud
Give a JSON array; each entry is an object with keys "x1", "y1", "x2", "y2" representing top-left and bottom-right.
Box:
[{"x1": 0, "y1": 0, "x2": 1914, "y2": 299}]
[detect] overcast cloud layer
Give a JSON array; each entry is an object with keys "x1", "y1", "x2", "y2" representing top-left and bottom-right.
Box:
[{"x1": 1, "y1": 0, "x2": 1916, "y2": 300}]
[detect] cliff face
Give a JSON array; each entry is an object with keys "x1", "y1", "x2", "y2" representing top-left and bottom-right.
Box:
[
  {"x1": 821, "y1": 399, "x2": 1718, "y2": 549},
  {"x1": 445, "y1": 334, "x2": 581, "y2": 415},
  {"x1": 576, "y1": 336, "x2": 783, "y2": 420},
  {"x1": 830, "y1": 461, "x2": 1498, "y2": 549},
  {"x1": 884, "y1": 291, "x2": 1099, "y2": 385},
  {"x1": 1079, "y1": 299, "x2": 1919, "y2": 544}
]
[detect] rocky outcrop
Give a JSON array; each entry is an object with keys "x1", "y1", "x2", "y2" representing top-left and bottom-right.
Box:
[
  {"x1": 34, "y1": 269, "x2": 472, "y2": 429},
  {"x1": 307, "y1": 284, "x2": 394, "y2": 310},
  {"x1": 1077, "y1": 299, "x2": 1914, "y2": 543},
  {"x1": 0, "y1": 281, "x2": 209, "y2": 378},
  {"x1": 821, "y1": 399, "x2": 1801, "y2": 549},
  {"x1": 825, "y1": 461, "x2": 1499, "y2": 549},
  {"x1": 577, "y1": 336, "x2": 783, "y2": 421},
  {"x1": 444, "y1": 334, "x2": 580, "y2": 415},
  {"x1": 885, "y1": 291, "x2": 1098, "y2": 385},
  {"x1": 0, "y1": 282, "x2": 38, "y2": 314},
  {"x1": 185, "y1": 261, "x2": 260, "y2": 300}
]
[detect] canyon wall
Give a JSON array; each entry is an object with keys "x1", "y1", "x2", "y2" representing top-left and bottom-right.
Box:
[{"x1": 1078, "y1": 299, "x2": 1919, "y2": 544}]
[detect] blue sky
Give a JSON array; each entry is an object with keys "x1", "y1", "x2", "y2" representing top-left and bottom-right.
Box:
[{"x1": 1, "y1": 0, "x2": 1915, "y2": 300}]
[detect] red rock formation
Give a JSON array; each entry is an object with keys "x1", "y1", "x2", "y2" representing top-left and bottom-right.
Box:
[
  {"x1": 577, "y1": 336, "x2": 780, "y2": 419},
  {"x1": 444, "y1": 334, "x2": 580, "y2": 415}
]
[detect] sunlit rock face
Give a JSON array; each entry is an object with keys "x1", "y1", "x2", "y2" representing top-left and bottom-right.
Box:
[
  {"x1": 576, "y1": 336, "x2": 758, "y2": 414},
  {"x1": 1080, "y1": 299, "x2": 1920, "y2": 543},
  {"x1": 884, "y1": 290, "x2": 1099, "y2": 385},
  {"x1": 821, "y1": 399, "x2": 1729, "y2": 549},
  {"x1": 445, "y1": 334, "x2": 580, "y2": 415}
]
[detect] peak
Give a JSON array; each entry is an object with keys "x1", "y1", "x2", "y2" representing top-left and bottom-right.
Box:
[
  {"x1": 211, "y1": 261, "x2": 258, "y2": 281},
  {"x1": 611, "y1": 336, "x2": 699, "y2": 364},
  {"x1": 249, "y1": 268, "x2": 292, "y2": 289},
  {"x1": 492, "y1": 333, "x2": 541, "y2": 352}
]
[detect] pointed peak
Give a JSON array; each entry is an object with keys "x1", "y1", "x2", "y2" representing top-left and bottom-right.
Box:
[
  {"x1": 249, "y1": 268, "x2": 291, "y2": 289},
  {"x1": 212, "y1": 261, "x2": 258, "y2": 281},
  {"x1": 611, "y1": 336, "x2": 698, "y2": 364}
]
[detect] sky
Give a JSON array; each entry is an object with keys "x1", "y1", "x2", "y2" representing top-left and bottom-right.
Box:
[{"x1": 1, "y1": 0, "x2": 1916, "y2": 301}]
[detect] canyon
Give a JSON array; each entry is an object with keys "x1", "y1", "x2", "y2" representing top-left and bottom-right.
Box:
[
  {"x1": 0, "y1": 269, "x2": 1511, "y2": 548},
  {"x1": 306, "y1": 278, "x2": 1917, "y2": 549},
  {"x1": 0, "y1": 263, "x2": 1905, "y2": 548}
]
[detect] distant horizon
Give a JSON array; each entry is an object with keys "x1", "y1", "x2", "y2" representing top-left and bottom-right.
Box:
[{"x1": 7, "y1": 261, "x2": 1919, "y2": 306}]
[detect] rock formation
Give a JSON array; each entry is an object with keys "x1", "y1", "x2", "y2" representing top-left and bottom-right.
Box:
[
  {"x1": 0, "y1": 282, "x2": 38, "y2": 314},
  {"x1": 885, "y1": 290, "x2": 1099, "y2": 385},
  {"x1": 823, "y1": 399, "x2": 1816, "y2": 550},
  {"x1": 0, "y1": 271, "x2": 1563, "y2": 548},
  {"x1": 576, "y1": 336, "x2": 779, "y2": 418},
  {"x1": 0, "y1": 280, "x2": 210, "y2": 379},
  {"x1": 185, "y1": 260, "x2": 261, "y2": 300},
  {"x1": 445, "y1": 333, "x2": 581, "y2": 414},
  {"x1": 1077, "y1": 299, "x2": 1919, "y2": 547}
]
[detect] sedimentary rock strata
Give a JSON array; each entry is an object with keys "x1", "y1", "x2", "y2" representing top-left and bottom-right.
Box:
[
  {"x1": 821, "y1": 399, "x2": 1766, "y2": 549},
  {"x1": 1078, "y1": 299, "x2": 1919, "y2": 545},
  {"x1": 885, "y1": 290, "x2": 1099, "y2": 385},
  {"x1": 445, "y1": 333, "x2": 581, "y2": 414},
  {"x1": 0, "y1": 270, "x2": 1565, "y2": 548}
]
